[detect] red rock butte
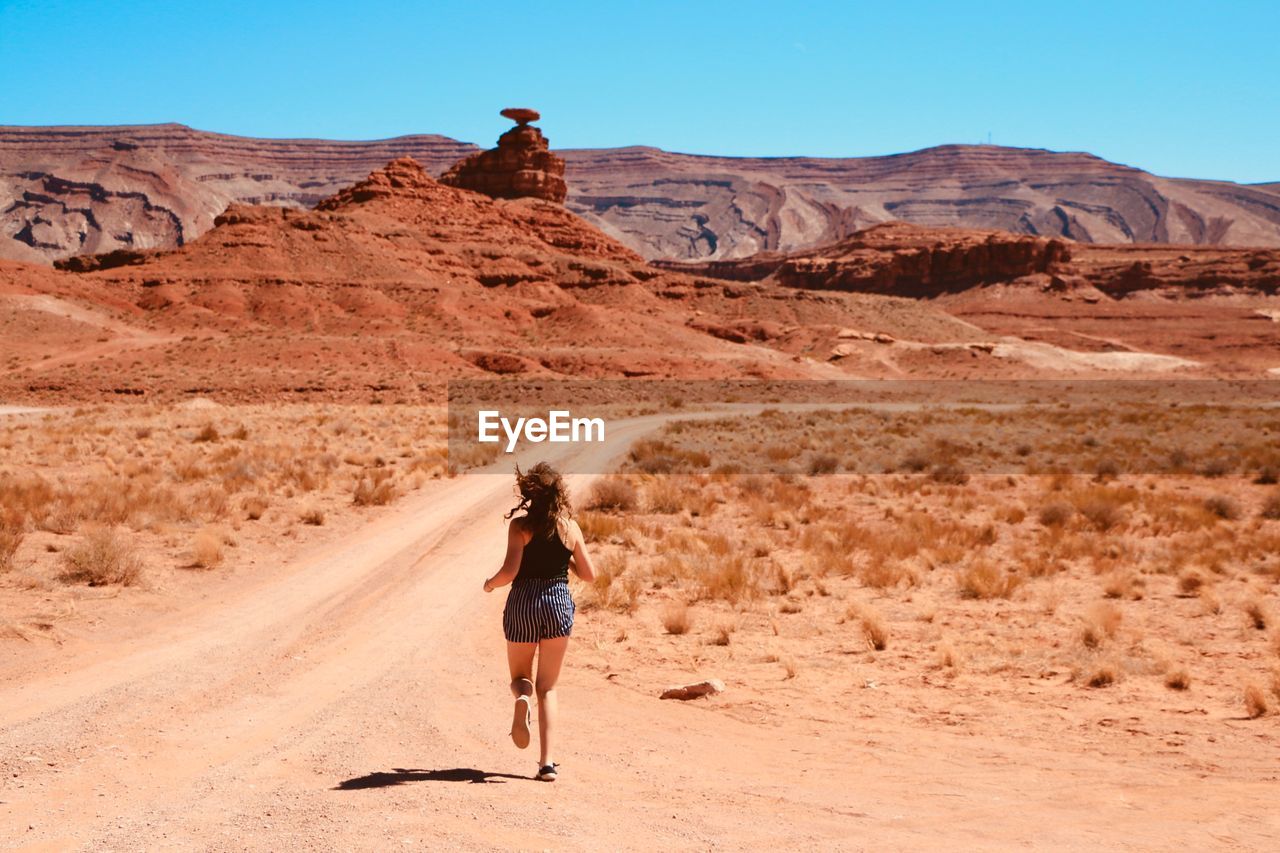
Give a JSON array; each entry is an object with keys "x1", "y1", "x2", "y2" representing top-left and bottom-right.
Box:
[{"x1": 439, "y1": 109, "x2": 568, "y2": 204}]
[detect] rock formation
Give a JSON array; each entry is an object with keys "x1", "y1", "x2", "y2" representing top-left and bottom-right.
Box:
[
  {"x1": 438, "y1": 109, "x2": 567, "y2": 203},
  {"x1": 665, "y1": 222, "x2": 1071, "y2": 297},
  {"x1": 671, "y1": 221, "x2": 1280, "y2": 298}
]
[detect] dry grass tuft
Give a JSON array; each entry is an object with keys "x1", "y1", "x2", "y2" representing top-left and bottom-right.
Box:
[
  {"x1": 577, "y1": 510, "x2": 623, "y2": 543},
  {"x1": 242, "y1": 494, "x2": 268, "y2": 521},
  {"x1": 1070, "y1": 489, "x2": 1131, "y2": 527},
  {"x1": 1177, "y1": 570, "x2": 1205, "y2": 596},
  {"x1": 1243, "y1": 598, "x2": 1269, "y2": 631},
  {"x1": 1243, "y1": 683, "x2": 1269, "y2": 718},
  {"x1": 957, "y1": 559, "x2": 1021, "y2": 600},
  {"x1": 781, "y1": 656, "x2": 799, "y2": 679},
  {"x1": 299, "y1": 506, "x2": 326, "y2": 526},
  {"x1": 645, "y1": 479, "x2": 684, "y2": 515},
  {"x1": 1080, "y1": 602, "x2": 1122, "y2": 649},
  {"x1": 353, "y1": 470, "x2": 397, "y2": 506},
  {"x1": 189, "y1": 528, "x2": 224, "y2": 569},
  {"x1": 930, "y1": 463, "x2": 970, "y2": 486},
  {"x1": 585, "y1": 477, "x2": 637, "y2": 512},
  {"x1": 60, "y1": 527, "x2": 143, "y2": 586},
  {"x1": 0, "y1": 508, "x2": 24, "y2": 573},
  {"x1": 1261, "y1": 493, "x2": 1280, "y2": 521},
  {"x1": 1082, "y1": 662, "x2": 1118, "y2": 688},
  {"x1": 1203, "y1": 495, "x2": 1241, "y2": 521},
  {"x1": 701, "y1": 554, "x2": 756, "y2": 604},
  {"x1": 1038, "y1": 502, "x2": 1073, "y2": 528},
  {"x1": 710, "y1": 622, "x2": 733, "y2": 646},
  {"x1": 845, "y1": 602, "x2": 889, "y2": 650},
  {"x1": 807, "y1": 454, "x2": 839, "y2": 475},
  {"x1": 934, "y1": 641, "x2": 961, "y2": 670},
  {"x1": 1164, "y1": 668, "x2": 1191, "y2": 691},
  {"x1": 661, "y1": 602, "x2": 692, "y2": 635}
]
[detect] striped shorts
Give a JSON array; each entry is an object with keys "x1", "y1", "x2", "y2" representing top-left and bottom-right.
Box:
[{"x1": 503, "y1": 577, "x2": 575, "y2": 643}]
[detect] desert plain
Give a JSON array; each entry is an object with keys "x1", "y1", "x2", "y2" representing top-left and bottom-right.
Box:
[{"x1": 0, "y1": 118, "x2": 1279, "y2": 850}]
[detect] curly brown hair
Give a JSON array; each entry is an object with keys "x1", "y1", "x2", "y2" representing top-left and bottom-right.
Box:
[{"x1": 505, "y1": 462, "x2": 572, "y2": 538}]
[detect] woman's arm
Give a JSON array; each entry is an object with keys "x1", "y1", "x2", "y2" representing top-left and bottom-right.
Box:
[
  {"x1": 567, "y1": 519, "x2": 596, "y2": 583},
  {"x1": 483, "y1": 520, "x2": 526, "y2": 592}
]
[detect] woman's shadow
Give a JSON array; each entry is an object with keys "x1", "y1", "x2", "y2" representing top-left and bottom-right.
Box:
[{"x1": 334, "y1": 767, "x2": 528, "y2": 789}]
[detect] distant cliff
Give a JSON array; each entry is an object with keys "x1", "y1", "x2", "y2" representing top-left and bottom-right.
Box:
[{"x1": 4, "y1": 124, "x2": 1280, "y2": 265}]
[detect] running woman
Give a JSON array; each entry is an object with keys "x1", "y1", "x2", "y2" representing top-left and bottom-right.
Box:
[{"x1": 482, "y1": 462, "x2": 596, "y2": 781}]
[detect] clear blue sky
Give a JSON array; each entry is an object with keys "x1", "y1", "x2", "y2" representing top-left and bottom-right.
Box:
[{"x1": 2, "y1": 0, "x2": 1276, "y2": 183}]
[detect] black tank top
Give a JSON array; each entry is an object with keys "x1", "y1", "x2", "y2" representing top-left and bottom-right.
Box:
[{"x1": 517, "y1": 520, "x2": 573, "y2": 581}]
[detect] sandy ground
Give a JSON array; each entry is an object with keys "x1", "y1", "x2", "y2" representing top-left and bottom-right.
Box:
[{"x1": 2, "y1": 413, "x2": 1279, "y2": 851}]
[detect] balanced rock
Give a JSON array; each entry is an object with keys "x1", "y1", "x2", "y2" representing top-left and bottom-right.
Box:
[
  {"x1": 500, "y1": 107, "x2": 541, "y2": 125},
  {"x1": 439, "y1": 108, "x2": 567, "y2": 203}
]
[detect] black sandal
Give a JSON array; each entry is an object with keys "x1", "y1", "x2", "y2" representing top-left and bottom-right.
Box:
[{"x1": 537, "y1": 762, "x2": 559, "y2": 781}]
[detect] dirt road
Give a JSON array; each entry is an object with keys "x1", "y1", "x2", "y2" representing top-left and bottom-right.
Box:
[{"x1": 1, "y1": 413, "x2": 1276, "y2": 851}]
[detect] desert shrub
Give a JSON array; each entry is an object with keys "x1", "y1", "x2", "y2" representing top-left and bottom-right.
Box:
[
  {"x1": 1083, "y1": 662, "x2": 1118, "y2": 688},
  {"x1": 577, "y1": 510, "x2": 623, "y2": 542},
  {"x1": 581, "y1": 553, "x2": 622, "y2": 611},
  {"x1": 628, "y1": 439, "x2": 708, "y2": 474},
  {"x1": 300, "y1": 506, "x2": 326, "y2": 526},
  {"x1": 1075, "y1": 492, "x2": 1128, "y2": 532},
  {"x1": 243, "y1": 494, "x2": 269, "y2": 520},
  {"x1": 1038, "y1": 502, "x2": 1073, "y2": 528},
  {"x1": 193, "y1": 423, "x2": 219, "y2": 443},
  {"x1": 1093, "y1": 458, "x2": 1121, "y2": 480},
  {"x1": 1164, "y1": 668, "x2": 1191, "y2": 690},
  {"x1": 957, "y1": 559, "x2": 1021, "y2": 599},
  {"x1": 0, "y1": 508, "x2": 24, "y2": 573},
  {"x1": 701, "y1": 554, "x2": 755, "y2": 603},
  {"x1": 1254, "y1": 466, "x2": 1279, "y2": 486},
  {"x1": 846, "y1": 603, "x2": 888, "y2": 650},
  {"x1": 585, "y1": 477, "x2": 637, "y2": 512},
  {"x1": 1261, "y1": 493, "x2": 1280, "y2": 521},
  {"x1": 1178, "y1": 570, "x2": 1205, "y2": 596},
  {"x1": 860, "y1": 555, "x2": 914, "y2": 590},
  {"x1": 189, "y1": 527, "x2": 224, "y2": 568},
  {"x1": 1166, "y1": 449, "x2": 1191, "y2": 472},
  {"x1": 60, "y1": 527, "x2": 143, "y2": 586},
  {"x1": 1244, "y1": 684, "x2": 1268, "y2": 718},
  {"x1": 808, "y1": 454, "x2": 840, "y2": 475},
  {"x1": 353, "y1": 470, "x2": 397, "y2": 506},
  {"x1": 1080, "y1": 602, "x2": 1122, "y2": 649},
  {"x1": 645, "y1": 479, "x2": 683, "y2": 515},
  {"x1": 898, "y1": 452, "x2": 930, "y2": 473},
  {"x1": 662, "y1": 602, "x2": 692, "y2": 635},
  {"x1": 1198, "y1": 458, "x2": 1233, "y2": 478},
  {"x1": 934, "y1": 641, "x2": 961, "y2": 669},
  {"x1": 1000, "y1": 505, "x2": 1027, "y2": 525},
  {"x1": 764, "y1": 443, "x2": 799, "y2": 464},
  {"x1": 1244, "y1": 598, "x2": 1268, "y2": 631},
  {"x1": 930, "y1": 463, "x2": 969, "y2": 485},
  {"x1": 1203, "y1": 495, "x2": 1241, "y2": 521}
]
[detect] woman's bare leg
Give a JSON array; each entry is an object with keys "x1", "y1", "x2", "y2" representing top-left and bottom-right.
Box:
[
  {"x1": 507, "y1": 641, "x2": 536, "y2": 697},
  {"x1": 506, "y1": 642, "x2": 536, "y2": 747},
  {"x1": 534, "y1": 635, "x2": 570, "y2": 767}
]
